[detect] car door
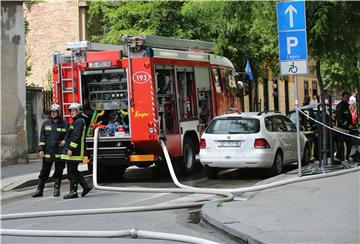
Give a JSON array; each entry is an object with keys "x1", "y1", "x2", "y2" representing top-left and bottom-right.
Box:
[
  {"x1": 265, "y1": 116, "x2": 287, "y2": 160},
  {"x1": 281, "y1": 116, "x2": 298, "y2": 162},
  {"x1": 270, "y1": 115, "x2": 293, "y2": 162}
]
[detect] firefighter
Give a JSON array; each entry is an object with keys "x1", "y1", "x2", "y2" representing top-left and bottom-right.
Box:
[
  {"x1": 61, "y1": 103, "x2": 92, "y2": 199},
  {"x1": 335, "y1": 91, "x2": 353, "y2": 162},
  {"x1": 32, "y1": 103, "x2": 68, "y2": 198}
]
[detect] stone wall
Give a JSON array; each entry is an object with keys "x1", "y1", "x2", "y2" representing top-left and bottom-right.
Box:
[
  {"x1": 24, "y1": 0, "x2": 79, "y2": 89},
  {"x1": 1, "y1": 1, "x2": 27, "y2": 166}
]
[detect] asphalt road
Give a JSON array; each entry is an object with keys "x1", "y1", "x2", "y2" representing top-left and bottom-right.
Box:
[{"x1": 1, "y1": 164, "x2": 297, "y2": 244}]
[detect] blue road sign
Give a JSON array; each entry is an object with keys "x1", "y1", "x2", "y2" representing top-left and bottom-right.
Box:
[
  {"x1": 279, "y1": 31, "x2": 307, "y2": 61},
  {"x1": 277, "y1": 1, "x2": 306, "y2": 31},
  {"x1": 277, "y1": 0, "x2": 308, "y2": 74}
]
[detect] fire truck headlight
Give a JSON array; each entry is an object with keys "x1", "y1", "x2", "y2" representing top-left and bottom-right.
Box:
[{"x1": 149, "y1": 128, "x2": 155, "y2": 134}]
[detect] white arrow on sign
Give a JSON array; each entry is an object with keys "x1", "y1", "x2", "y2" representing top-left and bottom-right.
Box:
[{"x1": 285, "y1": 4, "x2": 297, "y2": 28}]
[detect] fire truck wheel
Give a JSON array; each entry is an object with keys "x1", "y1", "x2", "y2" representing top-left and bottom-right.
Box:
[
  {"x1": 97, "y1": 160, "x2": 127, "y2": 182},
  {"x1": 179, "y1": 137, "x2": 196, "y2": 176}
]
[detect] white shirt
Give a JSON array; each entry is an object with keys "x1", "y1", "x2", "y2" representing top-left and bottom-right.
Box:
[{"x1": 349, "y1": 95, "x2": 356, "y2": 103}]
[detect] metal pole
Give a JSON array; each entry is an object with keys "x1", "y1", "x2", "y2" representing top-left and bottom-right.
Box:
[
  {"x1": 294, "y1": 75, "x2": 302, "y2": 176},
  {"x1": 329, "y1": 95, "x2": 334, "y2": 165}
]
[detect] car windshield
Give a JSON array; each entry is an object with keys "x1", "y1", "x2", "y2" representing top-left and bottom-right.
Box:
[{"x1": 205, "y1": 117, "x2": 260, "y2": 134}]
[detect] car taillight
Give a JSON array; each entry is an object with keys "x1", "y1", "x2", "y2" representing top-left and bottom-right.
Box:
[
  {"x1": 254, "y1": 138, "x2": 270, "y2": 149},
  {"x1": 200, "y1": 139, "x2": 206, "y2": 149}
]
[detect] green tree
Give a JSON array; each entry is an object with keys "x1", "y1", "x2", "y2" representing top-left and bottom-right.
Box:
[
  {"x1": 88, "y1": 1, "x2": 185, "y2": 44},
  {"x1": 305, "y1": 1, "x2": 360, "y2": 162}
]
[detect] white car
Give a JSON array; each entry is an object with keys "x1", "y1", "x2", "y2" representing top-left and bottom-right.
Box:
[{"x1": 199, "y1": 112, "x2": 309, "y2": 178}]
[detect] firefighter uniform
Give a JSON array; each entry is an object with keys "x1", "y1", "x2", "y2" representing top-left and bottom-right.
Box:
[
  {"x1": 32, "y1": 106, "x2": 68, "y2": 197},
  {"x1": 61, "y1": 103, "x2": 92, "y2": 199},
  {"x1": 335, "y1": 100, "x2": 352, "y2": 161}
]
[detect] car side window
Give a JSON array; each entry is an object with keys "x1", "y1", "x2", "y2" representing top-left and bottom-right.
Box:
[
  {"x1": 265, "y1": 117, "x2": 277, "y2": 132},
  {"x1": 272, "y1": 116, "x2": 288, "y2": 132},
  {"x1": 282, "y1": 116, "x2": 297, "y2": 132}
]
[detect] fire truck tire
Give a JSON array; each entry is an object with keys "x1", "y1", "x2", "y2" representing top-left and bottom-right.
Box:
[
  {"x1": 179, "y1": 137, "x2": 196, "y2": 176},
  {"x1": 97, "y1": 160, "x2": 127, "y2": 181}
]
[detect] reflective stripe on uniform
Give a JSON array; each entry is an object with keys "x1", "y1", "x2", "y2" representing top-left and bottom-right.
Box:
[
  {"x1": 61, "y1": 154, "x2": 84, "y2": 161},
  {"x1": 57, "y1": 128, "x2": 66, "y2": 132},
  {"x1": 44, "y1": 154, "x2": 51, "y2": 158},
  {"x1": 62, "y1": 119, "x2": 86, "y2": 162},
  {"x1": 80, "y1": 123, "x2": 86, "y2": 159},
  {"x1": 303, "y1": 131, "x2": 315, "y2": 135},
  {"x1": 39, "y1": 142, "x2": 45, "y2": 146},
  {"x1": 55, "y1": 154, "x2": 61, "y2": 158},
  {"x1": 70, "y1": 142, "x2": 78, "y2": 148},
  {"x1": 45, "y1": 126, "x2": 52, "y2": 131}
]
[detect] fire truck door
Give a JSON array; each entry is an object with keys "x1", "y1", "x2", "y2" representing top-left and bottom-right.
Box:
[{"x1": 129, "y1": 58, "x2": 158, "y2": 142}]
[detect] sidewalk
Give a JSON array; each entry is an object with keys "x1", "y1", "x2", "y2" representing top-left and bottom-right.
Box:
[
  {"x1": 201, "y1": 168, "x2": 360, "y2": 244},
  {"x1": 1, "y1": 156, "x2": 89, "y2": 192}
]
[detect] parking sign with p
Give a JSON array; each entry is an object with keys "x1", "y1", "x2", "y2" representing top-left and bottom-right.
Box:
[{"x1": 277, "y1": 0, "x2": 308, "y2": 75}]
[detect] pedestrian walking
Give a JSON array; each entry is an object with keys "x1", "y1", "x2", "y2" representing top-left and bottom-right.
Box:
[
  {"x1": 61, "y1": 103, "x2": 92, "y2": 199},
  {"x1": 335, "y1": 91, "x2": 353, "y2": 162},
  {"x1": 32, "y1": 103, "x2": 68, "y2": 197}
]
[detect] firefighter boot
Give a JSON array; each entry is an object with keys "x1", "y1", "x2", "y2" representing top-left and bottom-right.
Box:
[
  {"x1": 32, "y1": 179, "x2": 45, "y2": 198},
  {"x1": 79, "y1": 176, "x2": 92, "y2": 197},
  {"x1": 53, "y1": 178, "x2": 61, "y2": 197},
  {"x1": 63, "y1": 182, "x2": 78, "y2": 199}
]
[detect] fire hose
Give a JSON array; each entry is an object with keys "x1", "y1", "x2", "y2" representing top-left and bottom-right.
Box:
[{"x1": 1, "y1": 127, "x2": 359, "y2": 243}]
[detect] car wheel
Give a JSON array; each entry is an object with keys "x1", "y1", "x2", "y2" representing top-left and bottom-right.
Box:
[
  {"x1": 269, "y1": 150, "x2": 283, "y2": 176},
  {"x1": 179, "y1": 137, "x2": 196, "y2": 176},
  {"x1": 204, "y1": 165, "x2": 219, "y2": 179},
  {"x1": 302, "y1": 144, "x2": 311, "y2": 166}
]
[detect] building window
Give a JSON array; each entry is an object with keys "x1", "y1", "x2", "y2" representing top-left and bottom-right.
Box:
[
  {"x1": 304, "y1": 80, "x2": 309, "y2": 97},
  {"x1": 312, "y1": 80, "x2": 318, "y2": 97}
]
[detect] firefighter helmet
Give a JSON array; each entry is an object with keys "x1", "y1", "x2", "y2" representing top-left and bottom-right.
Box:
[
  {"x1": 68, "y1": 102, "x2": 82, "y2": 112},
  {"x1": 49, "y1": 103, "x2": 61, "y2": 112}
]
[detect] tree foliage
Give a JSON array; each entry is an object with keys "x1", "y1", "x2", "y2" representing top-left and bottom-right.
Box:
[{"x1": 88, "y1": 1, "x2": 360, "y2": 92}]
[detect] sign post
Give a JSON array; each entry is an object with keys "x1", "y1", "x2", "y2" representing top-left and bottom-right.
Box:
[{"x1": 277, "y1": 0, "x2": 308, "y2": 176}]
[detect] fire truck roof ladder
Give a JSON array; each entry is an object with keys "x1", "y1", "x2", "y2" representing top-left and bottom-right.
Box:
[
  {"x1": 66, "y1": 41, "x2": 125, "y2": 52},
  {"x1": 60, "y1": 51, "x2": 76, "y2": 117},
  {"x1": 121, "y1": 35, "x2": 214, "y2": 53}
]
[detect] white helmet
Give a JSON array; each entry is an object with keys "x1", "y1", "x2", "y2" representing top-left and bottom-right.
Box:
[
  {"x1": 68, "y1": 102, "x2": 82, "y2": 112},
  {"x1": 49, "y1": 103, "x2": 61, "y2": 112}
]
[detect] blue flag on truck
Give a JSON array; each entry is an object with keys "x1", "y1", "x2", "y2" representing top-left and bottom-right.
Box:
[{"x1": 245, "y1": 60, "x2": 253, "y2": 81}]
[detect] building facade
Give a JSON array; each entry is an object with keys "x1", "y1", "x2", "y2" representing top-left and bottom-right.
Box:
[
  {"x1": 24, "y1": 0, "x2": 88, "y2": 89},
  {"x1": 1, "y1": 0, "x2": 27, "y2": 165},
  {"x1": 244, "y1": 66, "x2": 319, "y2": 114}
]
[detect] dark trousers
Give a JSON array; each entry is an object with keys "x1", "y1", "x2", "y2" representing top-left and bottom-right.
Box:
[
  {"x1": 38, "y1": 159, "x2": 65, "y2": 182},
  {"x1": 67, "y1": 161, "x2": 86, "y2": 186},
  {"x1": 337, "y1": 133, "x2": 352, "y2": 161},
  {"x1": 67, "y1": 161, "x2": 80, "y2": 184}
]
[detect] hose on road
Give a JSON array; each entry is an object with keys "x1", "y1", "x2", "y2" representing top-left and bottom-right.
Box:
[{"x1": 1, "y1": 127, "x2": 359, "y2": 244}]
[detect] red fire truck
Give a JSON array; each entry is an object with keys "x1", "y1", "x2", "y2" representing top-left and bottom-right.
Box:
[{"x1": 52, "y1": 35, "x2": 242, "y2": 177}]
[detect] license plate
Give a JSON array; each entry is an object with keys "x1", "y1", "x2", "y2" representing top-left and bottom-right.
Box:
[{"x1": 217, "y1": 141, "x2": 241, "y2": 147}]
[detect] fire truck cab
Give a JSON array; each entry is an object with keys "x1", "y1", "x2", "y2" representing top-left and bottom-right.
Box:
[{"x1": 52, "y1": 35, "x2": 241, "y2": 177}]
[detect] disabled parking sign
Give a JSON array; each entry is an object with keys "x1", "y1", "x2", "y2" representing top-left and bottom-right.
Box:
[{"x1": 277, "y1": 0, "x2": 308, "y2": 75}]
